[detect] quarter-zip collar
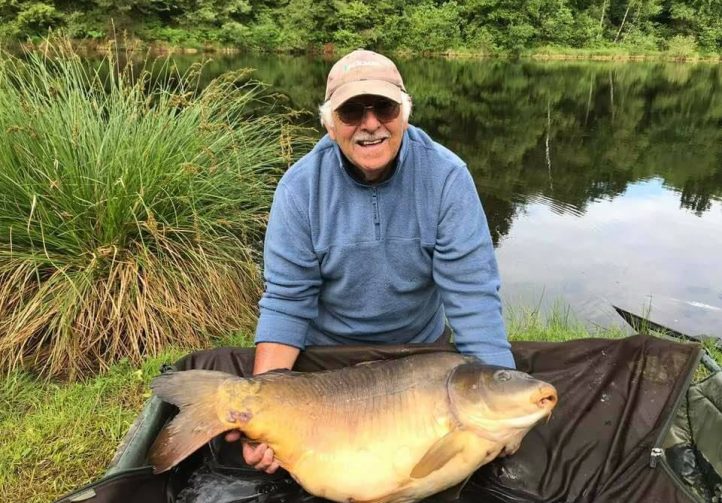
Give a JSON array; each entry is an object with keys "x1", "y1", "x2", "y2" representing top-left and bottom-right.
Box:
[{"x1": 340, "y1": 150, "x2": 398, "y2": 185}]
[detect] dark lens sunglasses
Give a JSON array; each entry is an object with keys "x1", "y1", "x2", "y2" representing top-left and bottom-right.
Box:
[{"x1": 336, "y1": 97, "x2": 401, "y2": 126}]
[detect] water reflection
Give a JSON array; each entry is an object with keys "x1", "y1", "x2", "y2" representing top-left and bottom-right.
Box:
[
  {"x1": 497, "y1": 178, "x2": 722, "y2": 337},
  {"x1": 103, "y1": 52, "x2": 722, "y2": 336}
]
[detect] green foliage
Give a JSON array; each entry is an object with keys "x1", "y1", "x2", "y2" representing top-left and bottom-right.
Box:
[
  {"x1": 620, "y1": 27, "x2": 663, "y2": 52},
  {"x1": 64, "y1": 11, "x2": 107, "y2": 39},
  {"x1": 568, "y1": 11, "x2": 603, "y2": 47},
  {"x1": 404, "y1": 1, "x2": 463, "y2": 53},
  {"x1": 218, "y1": 21, "x2": 252, "y2": 44},
  {"x1": 332, "y1": 28, "x2": 364, "y2": 50},
  {"x1": 15, "y1": 2, "x2": 60, "y2": 33},
  {"x1": 464, "y1": 25, "x2": 498, "y2": 53},
  {"x1": 665, "y1": 34, "x2": 698, "y2": 58},
  {"x1": 248, "y1": 11, "x2": 281, "y2": 50},
  {"x1": 1, "y1": 0, "x2": 721, "y2": 54}
]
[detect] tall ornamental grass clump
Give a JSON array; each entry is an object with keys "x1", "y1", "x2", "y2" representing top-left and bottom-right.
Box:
[{"x1": 0, "y1": 43, "x2": 305, "y2": 379}]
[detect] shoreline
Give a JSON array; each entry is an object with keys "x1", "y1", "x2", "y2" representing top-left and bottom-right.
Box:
[{"x1": 9, "y1": 38, "x2": 722, "y2": 63}]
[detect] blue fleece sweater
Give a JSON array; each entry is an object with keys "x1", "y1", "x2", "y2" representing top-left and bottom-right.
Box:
[{"x1": 255, "y1": 125, "x2": 515, "y2": 368}]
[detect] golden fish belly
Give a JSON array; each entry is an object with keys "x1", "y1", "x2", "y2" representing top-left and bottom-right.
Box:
[
  {"x1": 288, "y1": 401, "x2": 448, "y2": 500},
  {"x1": 290, "y1": 429, "x2": 504, "y2": 503}
]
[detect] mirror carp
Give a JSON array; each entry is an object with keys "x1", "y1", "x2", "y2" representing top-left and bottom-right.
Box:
[{"x1": 149, "y1": 352, "x2": 557, "y2": 503}]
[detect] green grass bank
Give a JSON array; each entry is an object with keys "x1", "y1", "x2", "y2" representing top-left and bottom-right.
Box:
[{"x1": 11, "y1": 38, "x2": 722, "y2": 63}]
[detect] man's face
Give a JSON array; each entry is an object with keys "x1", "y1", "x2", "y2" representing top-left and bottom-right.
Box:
[{"x1": 326, "y1": 94, "x2": 408, "y2": 183}]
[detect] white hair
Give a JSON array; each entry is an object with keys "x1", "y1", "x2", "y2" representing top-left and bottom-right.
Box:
[{"x1": 319, "y1": 92, "x2": 413, "y2": 129}]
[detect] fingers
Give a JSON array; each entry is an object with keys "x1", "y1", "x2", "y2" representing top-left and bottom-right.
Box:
[
  {"x1": 258, "y1": 444, "x2": 277, "y2": 473},
  {"x1": 242, "y1": 441, "x2": 278, "y2": 473},
  {"x1": 266, "y1": 458, "x2": 280, "y2": 474},
  {"x1": 225, "y1": 430, "x2": 279, "y2": 474},
  {"x1": 242, "y1": 440, "x2": 264, "y2": 464}
]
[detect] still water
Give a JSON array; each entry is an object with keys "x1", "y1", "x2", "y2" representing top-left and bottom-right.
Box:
[{"x1": 175, "y1": 53, "x2": 722, "y2": 339}]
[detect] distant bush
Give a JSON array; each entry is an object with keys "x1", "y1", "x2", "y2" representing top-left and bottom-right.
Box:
[
  {"x1": 332, "y1": 28, "x2": 365, "y2": 51},
  {"x1": 64, "y1": 11, "x2": 107, "y2": 39},
  {"x1": 697, "y1": 27, "x2": 722, "y2": 53},
  {"x1": 248, "y1": 13, "x2": 281, "y2": 50},
  {"x1": 404, "y1": 1, "x2": 463, "y2": 53},
  {"x1": 218, "y1": 21, "x2": 252, "y2": 45},
  {"x1": 139, "y1": 25, "x2": 201, "y2": 46},
  {"x1": 620, "y1": 28, "x2": 662, "y2": 53},
  {"x1": 465, "y1": 26, "x2": 498, "y2": 54},
  {"x1": 568, "y1": 11, "x2": 603, "y2": 48},
  {"x1": 666, "y1": 35, "x2": 699, "y2": 58},
  {"x1": 14, "y1": 3, "x2": 60, "y2": 34}
]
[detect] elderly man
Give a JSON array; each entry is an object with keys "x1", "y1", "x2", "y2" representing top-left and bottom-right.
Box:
[{"x1": 227, "y1": 49, "x2": 514, "y2": 473}]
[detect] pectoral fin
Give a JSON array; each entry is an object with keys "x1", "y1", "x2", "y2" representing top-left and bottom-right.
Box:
[{"x1": 410, "y1": 431, "x2": 467, "y2": 479}]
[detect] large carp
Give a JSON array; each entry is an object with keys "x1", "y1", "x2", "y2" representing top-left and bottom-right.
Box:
[{"x1": 149, "y1": 352, "x2": 557, "y2": 503}]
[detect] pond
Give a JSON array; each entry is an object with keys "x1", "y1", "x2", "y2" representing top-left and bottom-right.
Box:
[{"x1": 171, "y1": 52, "x2": 722, "y2": 339}]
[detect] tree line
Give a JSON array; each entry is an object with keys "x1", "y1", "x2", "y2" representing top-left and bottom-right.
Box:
[{"x1": 0, "y1": 0, "x2": 720, "y2": 55}]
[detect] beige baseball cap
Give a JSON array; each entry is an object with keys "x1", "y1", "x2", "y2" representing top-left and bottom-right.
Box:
[{"x1": 324, "y1": 49, "x2": 406, "y2": 111}]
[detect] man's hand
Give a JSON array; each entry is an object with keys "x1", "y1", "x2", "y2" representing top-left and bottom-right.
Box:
[
  {"x1": 225, "y1": 430, "x2": 280, "y2": 474},
  {"x1": 225, "y1": 342, "x2": 300, "y2": 473}
]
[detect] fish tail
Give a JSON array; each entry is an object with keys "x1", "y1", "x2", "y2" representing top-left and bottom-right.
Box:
[{"x1": 148, "y1": 369, "x2": 243, "y2": 473}]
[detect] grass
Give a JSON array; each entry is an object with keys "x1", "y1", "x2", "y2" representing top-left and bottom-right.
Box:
[
  {"x1": 4, "y1": 308, "x2": 718, "y2": 503},
  {"x1": 0, "y1": 331, "x2": 248, "y2": 503},
  {"x1": 506, "y1": 303, "x2": 627, "y2": 342},
  {"x1": 0, "y1": 348, "x2": 188, "y2": 503},
  {"x1": 0, "y1": 39, "x2": 311, "y2": 379}
]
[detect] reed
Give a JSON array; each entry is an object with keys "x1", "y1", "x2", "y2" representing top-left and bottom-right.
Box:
[{"x1": 0, "y1": 40, "x2": 307, "y2": 379}]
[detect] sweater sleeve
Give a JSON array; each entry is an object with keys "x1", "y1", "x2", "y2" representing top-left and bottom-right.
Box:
[
  {"x1": 433, "y1": 167, "x2": 515, "y2": 368},
  {"x1": 255, "y1": 182, "x2": 321, "y2": 349}
]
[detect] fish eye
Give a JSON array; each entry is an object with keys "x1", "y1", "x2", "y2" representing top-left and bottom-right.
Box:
[{"x1": 494, "y1": 370, "x2": 512, "y2": 382}]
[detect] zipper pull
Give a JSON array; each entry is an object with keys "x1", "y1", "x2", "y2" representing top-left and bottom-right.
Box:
[
  {"x1": 371, "y1": 189, "x2": 379, "y2": 224},
  {"x1": 649, "y1": 447, "x2": 664, "y2": 468}
]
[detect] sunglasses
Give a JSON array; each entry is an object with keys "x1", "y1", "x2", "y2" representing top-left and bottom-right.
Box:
[{"x1": 336, "y1": 97, "x2": 401, "y2": 126}]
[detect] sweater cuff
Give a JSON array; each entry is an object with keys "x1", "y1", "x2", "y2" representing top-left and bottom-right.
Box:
[
  {"x1": 473, "y1": 349, "x2": 516, "y2": 369},
  {"x1": 457, "y1": 344, "x2": 516, "y2": 369},
  {"x1": 254, "y1": 311, "x2": 309, "y2": 349}
]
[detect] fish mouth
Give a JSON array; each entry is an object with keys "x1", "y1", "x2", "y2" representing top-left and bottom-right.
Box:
[
  {"x1": 531, "y1": 385, "x2": 558, "y2": 411},
  {"x1": 530, "y1": 385, "x2": 557, "y2": 424}
]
